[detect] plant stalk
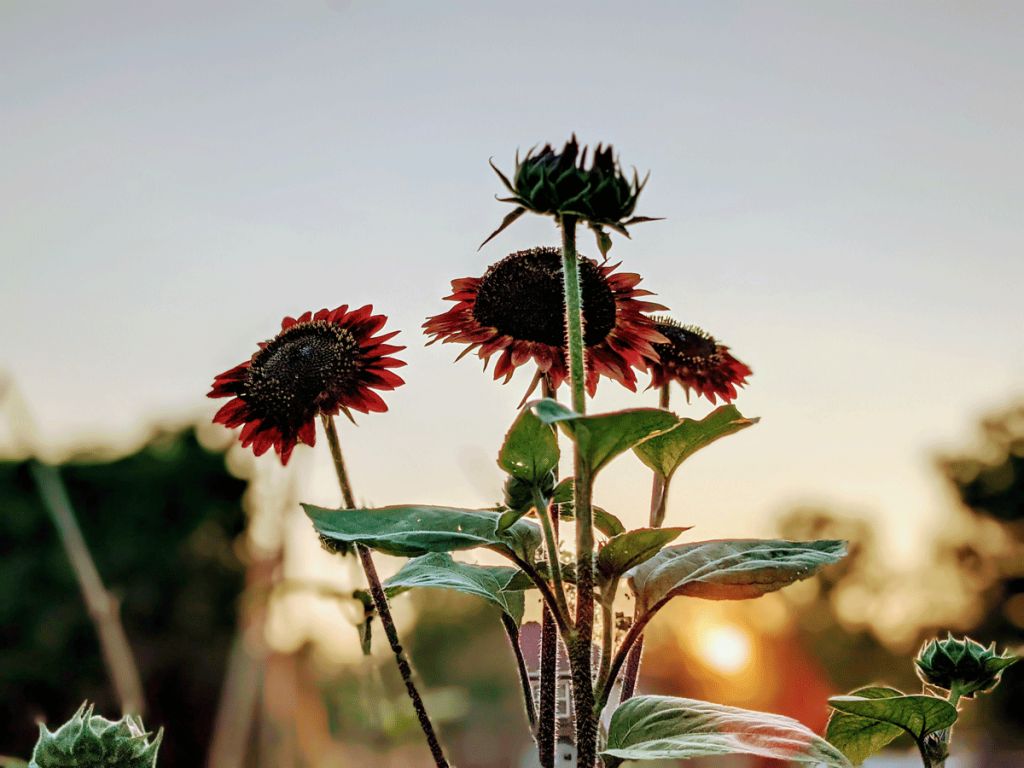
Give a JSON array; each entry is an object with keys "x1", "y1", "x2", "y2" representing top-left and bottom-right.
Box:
[
  {"x1": 559, "y1": 214, "x2": 598, "y2": 767},
  {"x1": 618, "y1": 384, "x2": 671, "y2": 702},
  {"x1": 538, "y1": 588, "x2": 559, "y2": 768},
  {"x1": 30, "y1": 462, "x2": 147, "y2": 717},
  {"x1": 597, "y1": 614, "x2": 652, "y2": 712},
  {"x1": 320, "y1": 415, "x2": 450, "y2": 768},
  {"x1": 501, "y1": 614, "x2": 538, "y2": 735},
  {"x1": 535, "y1": 487, "x2": 570, "y2": 623},
  {"x1": 538, "y1": 374, "x2": 560, "y2": 768}
]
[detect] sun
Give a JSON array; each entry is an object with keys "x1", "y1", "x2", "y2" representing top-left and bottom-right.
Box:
[{"x1": 694, "y1": 622, "x2": 754, "y2": 675}]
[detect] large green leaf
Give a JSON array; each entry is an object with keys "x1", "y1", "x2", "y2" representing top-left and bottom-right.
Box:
[
  {"x1": 385, "y1": 553, "x2": 526, "y2": 624},
  {"x1": 498, "y1": 408, "x2": 559, "y2": 485},
  {"x1": 597, "y1": 527, "x2": 689, "y2": 582},
  {"x1": 602, "y1": 695, "x2": 850, "y2": 767},
  {"x1": 629, "y1": 539, "x2": 847, "y2": 614},
  {"x1": 304, "y1": 504, "x2": 541, "y2": 563},
  {"x1": 825, "y1": 687, "x2": 909, "y2": 765},
  {"x1": 530, "y1": 399, "x2": 680, "y2": 475},
  {"x1": 633, "y1": 405, "x2": 758, "y2": 481},
  {"x1": 828, "y1": 693, "x2": 958, "y2": 750}
]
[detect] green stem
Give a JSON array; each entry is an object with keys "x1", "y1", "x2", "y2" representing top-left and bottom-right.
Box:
[
  {"x1": 535, "y1": 486, "x2": 570, "y2": 623},
  {"x1": 538, "y1": 374, "x2": 560, "y2": 768},
  {"x1": 560, "y1": 214, "x2": 598, "y2": 766},
  {"x1": 619, "y1": 385, "x2": 671, "y2": 702},
  {"x1": 320, "y1": 415, "x2": 450, "y2": 768},
  {"x1": 596, "y1": 614, "x2": 652, "y2": 712},
  {"x1": 501, "y1": 614, "x2": 538, "y2": 735},
  {"x1": 596, "y1": 582, "x2": 618, "y2": 692},
  {"x1": 538, "y1": 597, "x2": 559, "y2": 768}
]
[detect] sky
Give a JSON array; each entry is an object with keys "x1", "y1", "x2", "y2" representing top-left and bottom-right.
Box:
[{"x1": 3, "y1": 1, "x2": 1022, "y2": 563}]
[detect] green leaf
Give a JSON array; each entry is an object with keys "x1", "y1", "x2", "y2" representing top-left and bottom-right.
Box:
[
  {"x1": 530, "y1": 399, "x2": 680, "y2": 475},
  {"x1": 828, "y1": 693, "x2": 958, "y2": 749},
  {"x1": 385, "y1": 553, "x2": 526, "y2": 624},
  {"x1": 825, "y1": 687, "x2": 909, "y2": 765},
  {"x1": 551, "y1": 478, "x2": 625, "y2": 537},
  {"x1": 304, "y1": 504, "x2": 541, "y2": 563},
  {"x1": 597, "y1": 527, "x2": 690, "y2": 582},
  {"x1": 633, "y1": 405, "x2": 758, "y2": 482},
  {"x1": 498, "y1": 408, "x2": 559, "y2": 485},
  {"x1": 629, "y1": 539, "x2": 847, "y2": 615},
  {"x1": 602, "y1": 695, "x2": 850, "y2": 767}
]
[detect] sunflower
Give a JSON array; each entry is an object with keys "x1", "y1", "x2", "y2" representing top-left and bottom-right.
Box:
[
  {"x1": 424, "y1": 247, "x2": 666, "y2": 395},
  {"x1": 209, "y1": 305, "x2": 405, "y2": 464},
  {"x1": 646, "y1": 317, "x2": 751, "y2": 403}
]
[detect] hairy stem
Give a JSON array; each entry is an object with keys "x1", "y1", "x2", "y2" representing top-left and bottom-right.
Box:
[
  {"x1": 535, "y1": 486, "x2": 570, "y2": 623},
  {"x1": 509, "y1": 554, "x2": 570, "y2": 635},
  {"x1": 501, "y1": 614, "x2": 538, "y2": 735},
  {"x1": 619, "y1": 385, "x2": 671, "y2": 702},
  {"x1": 320, "y1": 415, "x2": 449, "y2": 768},
  {"x1": 538, "y1": 374, "x2": 560, "y2": 768},
  {"x1": 597, "y1": 615, "x2": 652, "y2": 713},
  {"x1": 596, "y1": 585, "x2": 617, "y2": 692},
  {"x1": 30, "y1": 462, "x2": 147, "y2": 717},
  {"x1": 560, "y1": 214, "x2": 597, "y2": 766},
  {"x1": 538, "y1": 601, "x2": 559, "y2": 768}
]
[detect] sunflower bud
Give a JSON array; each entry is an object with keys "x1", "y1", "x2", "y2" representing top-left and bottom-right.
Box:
[
  {"x1": 483, "y1": 136, "x2": 659, "y2": 253},
  {"x1": 915, "y1": 634, "x2": 1018, "y2": 698},
  {"x1": 503, "y1": 471, "x2": 556, "y2": 513},
  {"x1": 30, "y1": 703, "x2": 162, "y2": 768}
]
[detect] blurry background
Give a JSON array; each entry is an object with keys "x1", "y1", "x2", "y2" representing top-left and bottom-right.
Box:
[{"x1": 1, "y1": 1, "x2": 1021, "y2": 766}]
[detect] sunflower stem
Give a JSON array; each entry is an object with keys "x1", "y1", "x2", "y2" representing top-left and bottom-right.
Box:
[
  {"x1": 559, "y1": 214, "x2": 598, "y2": 767},
  {"x1": 501, "y1": 614, "x2": 538, "y2": 736},
  {"x1": 619, "y1": 384, "x2": 671, "y2": 702},
  {"x1": 320, "y1": 414, "x2": 450, "y2": 768},
  {"x1": 538, "y1": 374, "x2": 561, "y2": 768},
  {"x1": 535, "y1": 486, "x2": 570, "y2": 624}
]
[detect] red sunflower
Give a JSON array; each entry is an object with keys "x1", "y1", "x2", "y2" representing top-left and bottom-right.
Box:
[
  {"x1": 646, "y1": 317, "x2": 751, "y2": 403},
  {"x1": 209, "y1": 305, "x2": 405, "y2": 464},
  {"x1": 423, "y1": 246, "x2": 667, "y2": 395}
]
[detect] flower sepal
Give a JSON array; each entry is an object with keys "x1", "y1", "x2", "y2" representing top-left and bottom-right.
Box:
[
  {"x1": 915, "y1": 634, "x2": 1019, "y2": 698},
  {"x1": 483, "y1": 136, "x2": 660, "y2": 253},
  {"x1": 30, "y1": 703, "x2": 162, "y2": 768}
]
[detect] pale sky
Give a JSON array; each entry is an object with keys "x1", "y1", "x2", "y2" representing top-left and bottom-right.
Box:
[{"x1": 3, "y1": 1, "x2": 1022, "y2": 563}]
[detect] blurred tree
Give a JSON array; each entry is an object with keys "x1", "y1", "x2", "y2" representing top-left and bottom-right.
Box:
[
  {"x1": 941, "y1": 404, "x2": 1024, "y2": 525},
  {"x1": 778, "y1": 400, "x2": 1024, "y2": 756},
  {"x1": 0, "y1": 427, "x2": 246, "y2": 765},
  {"x1": 937, "y1": 401, "x2": 1024, "y2": 747}
]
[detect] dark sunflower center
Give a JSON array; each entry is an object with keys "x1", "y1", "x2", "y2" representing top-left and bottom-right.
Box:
[
  {"x1": 472, "y1": 247, "x2": 617, "y2": 347},
  {"x1": 243, "y1": 322, "x2": 360, "y2": 427},
  {"x1": 655, "y1": 323, "x2": 718, "y2": 363}
]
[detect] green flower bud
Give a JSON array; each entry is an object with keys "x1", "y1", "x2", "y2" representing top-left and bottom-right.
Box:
[
  {"x1": 915, "y1": 634, "x2": 1018, "y2": 698},
  {"x1": 30, "y1": 703, "x2": 162, "y2": 768},
  {"x1": 483, "y1": 135, "x2": 659, "y2": 254},
  {"x1": 503, "y1": 470, "x2": 555, "y2": 513}
]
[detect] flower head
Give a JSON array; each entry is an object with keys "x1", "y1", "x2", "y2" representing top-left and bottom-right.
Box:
[
  {"x1": 915, "y1": 634, "x2": 1018, "y2": 698},
  {"x1": 646, "y1": 317, "x2": 751, "y2": 403},
  {"x1": 424, "y1": 247, "x2": 666, "y2": 396},
  {"x1": 209, "y1": 305, "x2": 405, "y2": 464},
  {"x1": 30, "y1": 702, "x2": 162, "y2": 768},
  {"x1": 483, "y1": 135, "x2": 659, "y2": 254}
]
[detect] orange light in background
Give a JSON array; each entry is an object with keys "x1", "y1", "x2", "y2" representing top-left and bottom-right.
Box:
[{"x1": 694, "y1": 622, "x2": 754, "y2": 675}]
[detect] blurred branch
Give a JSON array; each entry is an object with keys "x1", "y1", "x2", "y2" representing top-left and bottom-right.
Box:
[{"x1": 30, "y1": 461, "x2": 146, "y2": 716}]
